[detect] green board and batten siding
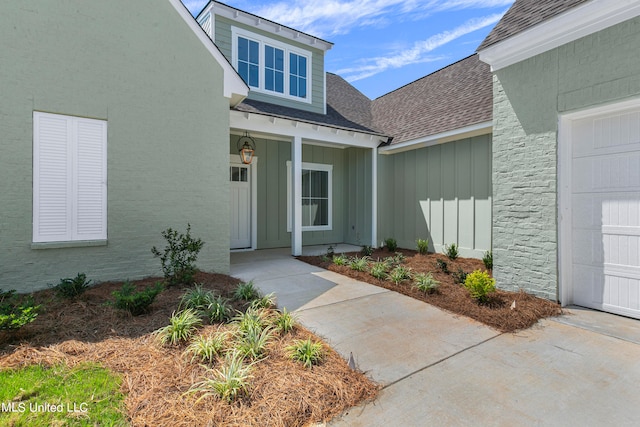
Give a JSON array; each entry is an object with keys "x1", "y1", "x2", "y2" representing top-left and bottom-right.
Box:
[
  {"x1": 492, "y1": 17, "x2": 640, "y2": 299},
  {"x1": 0, "y1": 1, "x2": 231, "y2": 293},
  {"x1": 214, "y1": 15, "x2": 326, "y2": 115},
  {"x1": 230, "y1": 136, "x2": 372, "y2": 248},
  {"x1": 378, "y1": 135, "x2": 492, "y2": 258}
]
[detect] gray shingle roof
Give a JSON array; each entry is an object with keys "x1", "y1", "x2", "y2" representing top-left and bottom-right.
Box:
[
  {"x1": 371, "y1": 54, "x2": 492, "y2": 145},
  {"x1": 478, "y1": 0, "x2": 591, "y2": 50}
]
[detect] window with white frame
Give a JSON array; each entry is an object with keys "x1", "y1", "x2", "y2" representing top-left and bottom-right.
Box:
[
  {"x1": 232, "y1": 27, "x2": 312, "y2": 103},
  {"x1": 33, "y1": 112, "x2": 107, "y2": 243},
  {"x1": 287, "y1": 162, "x2": 332, "y2": 231}
]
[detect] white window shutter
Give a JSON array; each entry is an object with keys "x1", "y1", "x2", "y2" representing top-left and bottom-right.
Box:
[
  {"x1": 33, "y1": 113, "x2": 72, "y2": 242},
  {"x1": 33, "y1": 112, "x2": 107, "y2": 243},
  {"x1": 73, "y1": 118, "x2": 107, "y2": 240}
]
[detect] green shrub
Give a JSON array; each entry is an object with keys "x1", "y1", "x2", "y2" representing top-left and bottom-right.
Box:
[
  {"x1": 184, "y1": 332, "x2": 228, "y2": 364},
  {"x1": 332, "y1": 254, "x2": 349, "y2": 266},
  {"x1": 326, "y1": 245, "x2": 335, "y2": 258},
  {"x1": 151, "y1": 224, "x2": 204, "y2": 286},
  {"x1": 416, "y1": 238, "x2": 429, "y2": 255},
  {"x1": 156, "y1": 309, "x2": 202, "y2": 346},
  {"x1": 233, "y1": 307, "x2": 272, "y2": 334},
  {"x1": 349, "y1": 256, "x2": 370, "y2": 272},
  {"x1": 234, "y1": 324, "x2": 275, "y2": 360},
  {"x1": 0, "y1": 290, "x2": 40, "y2": 331},
  {"x1": 180, "y1": 284, "x2": 215, "y2": 313},
  {"x1": 464, "y1": 270, "x2": 496, "y2": 303},
  {"x1": 287, "y1": 338, "x2": 324, "y2": 368},
  {"x1": 360, "y1": 245, "x2": 374, "y2": 256},
  {"x1": 53, "y1": 273, "x2": 91, "y2": 298},
  {"x1": 384, "y1": 238, "x2": 398, "y2": 252},
  {"x1": 111, "y1": 281, "x2": 163, "y2": 316},
  {"x1": 273, "y1": 308, "x2": 296, "y2": 334},
  {"x1": 249, "y1": 292, "x2": 276, "y2": 310},
  {"x1": 189, "y1": 350, "x2": 254, "y2": 403},
  {"x1": 452, "y1": 268, "x2": 468, "y2": 285},
  {"x1": 233, "y1": 281, "x2": 261, "y2": 301},
  {"x1": 369, "y1": 261, "x2": 388, "y2": 280},
  {"x1": 444, "y1": 243, "x2": 459, "y2": 260},
  {"x1": 389, "y1": 265, "x2": 412, "y2": 284},
  {"x1": 435, "y1": 259, "x2": 449, "y2": 274},
  {"x1": 413, "y1": 273, "x2": 439, "y2": 293},
  {"x1": 206, "y1": 296, "x2": 232, "y2": 323},
  {"x1": 483, "y1": 250, "x2": 493, "y2": 270}
]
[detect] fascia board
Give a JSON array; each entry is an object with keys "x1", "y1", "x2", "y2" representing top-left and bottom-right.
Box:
[{"x1": 478, "y1": 0, "x2": 640, "y2": 71}]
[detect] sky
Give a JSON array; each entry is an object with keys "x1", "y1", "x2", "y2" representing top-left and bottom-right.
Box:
[{"x1": 182, "y1": 0, "x2": 514, "y2": 100}]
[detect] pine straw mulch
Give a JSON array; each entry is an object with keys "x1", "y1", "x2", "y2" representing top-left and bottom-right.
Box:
[
  {"x1": 298, "y1": 249, "x2": 562, "y2": 333},
  {"x1": 0, "y1": 272, "x2": 378, "y2": 427}
]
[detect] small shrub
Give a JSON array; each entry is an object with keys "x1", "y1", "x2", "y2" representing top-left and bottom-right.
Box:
[
  {"x1": 483, "y1": 250, "x2": 493, "y2": 270},
  {"x1": 180, "y1": 284, "x2": 215, "y2": 313},
  {"x1": 151, "y1": 224, "x2": 204, "y2": 286},
  {"x1": 413, "y1": 272, "x2": 439, "y2": 293},
  {"x1": 444, "y1": 243, "x2": 459, "y2": 260},
  {"x1": 249, "y1": 292, "x2": 276, "y2": 310},
  {"x1": 233, "y1": 281, "x2": 261, "y2": 301},
  {"x1": 233, "y1": 307, "x2": 272, "y2": 333},
  {"x1": 384, "y1": 238, "x2": 398, "y2": 252},
  {"x1": 464, "y1": 270, "x2": 496, "y2": 303},
  {"x1": 349, "y1": 256, "x2": 370, "y2": 272},
  {"x1": 53, "y1": 273, "x2": 91, "y2": 298},
  {"x1": 435, "y1": 259, "x2": 449, "y2": 274},
  {"x1": 205, "y1": 296, "x2": 232, "y2": 323},
  {"x1": 332, "y1": 254, "x2": 349, "y2": 266},
  {"x1": 287, "y1": 338, "x2": 324, "y2": 368},
  {"x1": 388, "y1": 265, "x2": 412, "y2": 284},
  {"x1": 393, "y1": 252, "x2": 406, "y2": 264},
  {"x1": 0, "y1": 290, "x2": 40, "y2": 331},
  {"x1": 189, "y1": 350, "x2": 254, "y2": 403},
  {"x1": 452, "y1": 268, "x2": 468, "y2": 285},
  {"x1": 273, "y1": 308, "x2": 296, "y2": 334},
  {"x1": 111, "y1": 281, "x2": 163, "y2": 316},
  {"x1": 370, "y1": 262, "x2": 388, "y2": 280},
  {"x1": 184, "y1": 332, "x2": 228, "y2": 364},
  {"x1": 234, "y1": 324, "x2": 275, "y2": 359},
  {"x1": 360, "y1": 245, "x2": 374, "y2": 256},
  {"x1": 326, "y1": 245, "x2": 335, "y2": 258},
  {"x1": 156, "y1": 309, "x2": 202, "y2": 346},
  {"x1": 416, "y1": 238, "x2": 429, "y2": 255}
]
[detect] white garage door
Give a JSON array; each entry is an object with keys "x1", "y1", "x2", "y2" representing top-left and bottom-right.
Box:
[{"x1": 569, "y1": 104, "x2": 640, "y2": 319}]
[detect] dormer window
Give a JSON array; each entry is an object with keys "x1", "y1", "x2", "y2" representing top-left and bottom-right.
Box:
[{"x1": 232, "y1": 27, "x2": 312, "y2": 103}]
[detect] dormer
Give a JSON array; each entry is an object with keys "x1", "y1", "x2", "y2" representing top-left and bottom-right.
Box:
[{"x1": 197, "y1": 1, "x2": 333, "y2": 115}]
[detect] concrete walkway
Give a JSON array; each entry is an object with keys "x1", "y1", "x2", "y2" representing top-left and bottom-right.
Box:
[{"x1": 231, "y1": 249, "x2": 640, "y2": 426}]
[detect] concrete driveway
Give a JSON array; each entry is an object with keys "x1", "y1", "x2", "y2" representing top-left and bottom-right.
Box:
[{"x1": 231, "y1": 249, "x2": 640, "y2": 426}]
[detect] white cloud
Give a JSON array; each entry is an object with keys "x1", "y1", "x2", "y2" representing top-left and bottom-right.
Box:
[{"x1": 337, "y1": 12, "x2": 504, "y2": 82}]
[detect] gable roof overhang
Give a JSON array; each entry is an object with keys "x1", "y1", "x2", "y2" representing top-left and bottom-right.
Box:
[
  {"x1": 168, "y1": 0, "x2": 248, "y2": 106},
  {"x1": 478, "y1": 0, "x2": 640, "y2": 71},
  {"x1": 378, "y1": 121, "x2": 492, "y2": 155},
  {"x1": 197, "y1": 1, "x2": 333, "y2": 52},
  {"x1": 230, "y1": 109, "x2": 386, "y2": 150}
]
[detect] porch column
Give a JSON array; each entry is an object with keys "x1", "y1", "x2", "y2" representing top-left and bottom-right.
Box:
[
  {"x1": 291, "y1": 136, "x2": 303, "y2": 256},
  {"x1": 371, "y1": 146, "x2": 378, "y2": 247}
]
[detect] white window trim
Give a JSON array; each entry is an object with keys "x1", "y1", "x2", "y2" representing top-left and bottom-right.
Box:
[
  {"x1": 232, "y1": 26, "x2": 312, "y2": 104},
  {"x1": 33, "y1": 112, "x2": 107, "y2": 244},
  {"x1": 286, "y1": 161, "x2": 332, "y2": 232}
]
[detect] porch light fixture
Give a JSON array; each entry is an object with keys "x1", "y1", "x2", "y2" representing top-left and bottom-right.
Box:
[{"x1": 237, "y1": 131, "x2": 256, "y2": 164}]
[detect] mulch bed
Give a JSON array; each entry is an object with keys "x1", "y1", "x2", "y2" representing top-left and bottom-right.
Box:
[
  {"x1": 0, "y1": 272, "x2": 378, "y2": 427},
  {"x1": 298, "y1": 248, "x2": 562, "y2": 332}
]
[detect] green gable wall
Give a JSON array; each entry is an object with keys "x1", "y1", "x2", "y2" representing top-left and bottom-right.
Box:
[
  {"x1": 0, "y1": 1, "x2": 231, "y2": 292},
  {"x1": 377, "y1": 135, "x2": 492, "y2": 257},
  {"x1": 492, "y1": 17, "x2": 640, "y2": 299},
  {"x1": 215, "y1": 16, "x2": 326, "y2": 115}
]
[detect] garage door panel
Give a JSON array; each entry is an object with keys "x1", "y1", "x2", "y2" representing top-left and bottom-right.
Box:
[{"x1": 570, "y1": 104, "x2": 640, "y2": 319}]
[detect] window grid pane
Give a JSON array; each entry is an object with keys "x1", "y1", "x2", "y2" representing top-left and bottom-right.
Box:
[
  {"x1": 265, "y1": 45, "x2": 284, "y2": 93},
  {"x1": 238, "y1": 37, "x2": 259, "y2": 88},
  {"x1": 289, "y1": 53, "x2": 307, "y2": 98},
  {"x1": 301, "y1": 169, "x2": 328, "y2": 227}
]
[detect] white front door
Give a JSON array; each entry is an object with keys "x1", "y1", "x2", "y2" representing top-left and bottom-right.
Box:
[
  {"x1": 230, "y1": 163, "x2": 251, "y2": 249},
  {"x1": 567, "y1": 102, "x2": 640, "y2": 319}
]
